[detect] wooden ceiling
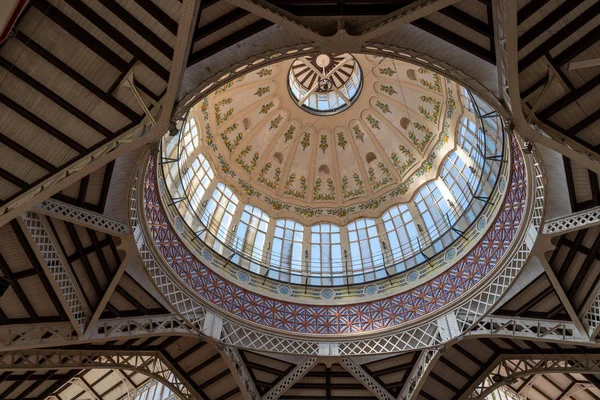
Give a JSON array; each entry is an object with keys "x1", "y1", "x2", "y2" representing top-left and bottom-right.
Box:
[{"x1": 0, "y1": 0, "x2": 599, "y2": 399}]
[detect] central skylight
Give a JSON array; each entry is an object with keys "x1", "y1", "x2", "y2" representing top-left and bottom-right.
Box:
[{"x1": 288, "y1": 53, "x2": 362, "y2": 115}]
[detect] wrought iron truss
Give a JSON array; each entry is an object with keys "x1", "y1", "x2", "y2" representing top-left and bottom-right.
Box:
[
  {"x1": 34, "y1": 199, "x2": 129, "y2": 237},
  {"x1": 542, "y1": 206, "x2": 600, "y2": 236},
  {"x1": 463, "y1": 353, "x2": 600, "y2": 400},
  {"x1": 0, "y1": 350, "x2": 195, "y2": 400}
]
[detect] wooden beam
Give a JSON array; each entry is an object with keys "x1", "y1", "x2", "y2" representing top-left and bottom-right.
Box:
[
  {"x1": 0, "y1": 132, "x2": 57, "y2": 172},
  {"x1": 518, "y1": 0, "x2": 585, "y2": 50},
  {"x1": 538, "y1": 72, "x2": 600, "y2": 120},
  {"x1": 0, "y1": 252, "x2": 39, "y2": 321},
  {"x1": 517, "y1": 0, "x2": 551, "y2": 25},
  {"x1": 411, "y1": 18, "x2": 495, "y2": 64},
  {"x1": 0, "y1": 167, "x2": 28, "y2": 190},
  {"x1": 554, "y1": 24, "x2": 600, "y2": 69},
  {"x1": 131, "y1": 0, "x2": 178, "y2": 35},
  {"x1": 97, "y1": 0, "x2": 174, "y2": 59},
  {"x1": 188, "y1": 19, "x2": 274, "y2": 66},
  {"x1": 0, "y1": 57, "x2": 114, "y2": 138},
  {"x1": 0, "y1": 92, "x2": 88, "y2": 154},
  {"x1": 518, "y1": 2, "x2": 600, "y2": 72},
  {"x1": 193, "y1": 8, "x2": 250, "y2": 42},
  {"x1": 438, "y1": 6, "x2": 493, "y2": 38}
]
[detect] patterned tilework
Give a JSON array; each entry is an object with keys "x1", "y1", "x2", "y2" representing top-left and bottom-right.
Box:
[{"x1": 145, "y1": 138, "x2": 526, "y2": 334}]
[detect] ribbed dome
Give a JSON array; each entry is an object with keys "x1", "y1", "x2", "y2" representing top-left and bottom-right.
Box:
[{"x1": 181, "y1": 54, "x2": 461, "y2": 223}]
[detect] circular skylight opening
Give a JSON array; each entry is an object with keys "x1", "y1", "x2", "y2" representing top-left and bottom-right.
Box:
[{"x1": 288, "y1": 53, "x2": 363, "y2": 116}]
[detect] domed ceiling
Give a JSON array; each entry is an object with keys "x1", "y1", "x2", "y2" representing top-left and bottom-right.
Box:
[{"x1": 187, "y1": 54, "x2": 461, "y2": 223}]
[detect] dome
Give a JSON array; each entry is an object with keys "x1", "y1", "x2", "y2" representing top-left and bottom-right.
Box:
[{"x1": 159, "y1": 53, "x2": 507, "y2": 290}]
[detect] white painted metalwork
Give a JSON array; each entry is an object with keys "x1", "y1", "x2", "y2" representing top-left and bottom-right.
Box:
[
  {"x1": 542, "y1": 206, "x2": 600, "y2": 235},
  {"x1": 340, "y1": 357, "x2": 394, "y2": 400},
  {"x1": 34, "y1": 198, "x2": 129, "y2": 236},
  {"x1": 0, "y1": 350, "x2": 195, "y2": 400},
  {"x1": 463, "y1": 353, "x2": 600, "y2": 400},
  {"x1": 19, "y1": 212, "x2": 91, "y2": 335},
  {"x1": 397, "y1": 349, "x2": 438, "y2": 400},
  {"x1": 0, "y1": 315, "x2": 195, "y2": 352},
  {"x1": 69, "y1": 377, "x2": 101, "y2": 400},
  {"x1": 468, "y1": 315, "x2": 590, "y2": 343},
  {"x1": 261, "y1": 356, "x2": 318, "y2": 400},
  {"x1": 221, "y1": 345, "x2": 260, "y2": 400},
  {"x1": 583, "y1": 289, "x2": 600, "y2": 338}
]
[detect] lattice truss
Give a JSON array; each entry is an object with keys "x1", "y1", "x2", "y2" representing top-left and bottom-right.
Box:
[
  {"x1": 35, "y1": 199, "x2": 130, "y2": 236},
  {"x1": 542, "y1": 206, "x2": 600, "y2": 235},
  {"x1": 466, "y1": 354, "x2": 600, "y2": 400},
  {"x1": 128, "y1": 136, "x2": 549, "y2": 356},
  {"x1": 0, "y1": 350, "x2": 194, "y2": 399},
  {"x1": 262, "y1": 356, "x2": 318, "y2": 400},
  {"x1": 397, "y1": 349, "x2": 439, "y2": 400},
  {"x1": 19, "y1": 212, "x2": 91, "y2": 335},
  {"x1": 340, "y1": 357, "x2": 395, "y2": 400}
]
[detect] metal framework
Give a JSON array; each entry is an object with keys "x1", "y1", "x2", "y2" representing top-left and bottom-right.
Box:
[
  {"x1": 340, "y1": 357, "x2": 395, "y2": 400},
  {"x1": 34, "y1": 199, "x2": 130, "y2": 236},
  {"x1": 18, "y1": 212, "x2": 91, "y2": 335},
  {"x1": 261, "y1": 356, "x2": 318, "y2": 400},
  {"x1": 542, "y1": 206, "x2": 600, "y2": 235},
  {"x1": 463, "y1": 353, "x2": 600, "y2": 400},
  {"x1": 0, "y1": 350, "x2": 195, "y2": 399},
  {"x1": 397, "y1": 349, "x2": 439, "y2": 400}
]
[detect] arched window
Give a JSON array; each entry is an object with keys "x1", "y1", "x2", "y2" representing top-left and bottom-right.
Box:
[
  {"x1": 382, "y1": 204, "x2": 420, "y2": 267},
  {"x1": 270, "y1": 219, "x2": 304, "y2": 282},
  {"x1": 187, "y1": 154, "x2": 214, "y2": 211},
  {"x1": 201, "y1": 183, "x2": 239, "y2": 252},
  {"x1": 440, "y1": 152, "x2": 481, "y2": 224},
  {"x1": 460, "y1": 87, "x2": 473, "y2": 111},
  {"x1": 457, "y1": 116, "x2": 484, "y2": 169},
  {"x1": 347, "y1": 219, "x2": 384, "y2": 281},
  {"x1": 182, "y1": 118, "x2": 199, "y2": 156},
  {"x1": 233, "y1": 205, "x2": 270, "y2": 273},
  {"x1": 413, "y1": 181, "x2": 452, "y2": 242},
  {"x1": 310, "y1": 224, "x2": 343, "y2": 285}
]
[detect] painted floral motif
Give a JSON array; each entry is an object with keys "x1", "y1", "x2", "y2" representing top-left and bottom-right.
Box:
[
  {"x1": 257, "y1": 162, "x2": 281, "y2": 190},
  {"x1": 342, "y1": 173, "x2": 365, "y2": 200},
  {"x1": 416, "y1": 160, "x2": 434, "y2": 177},
  {"x1": 380, "y1": 84, "x2": 397, "y2": 96},
  {"x1": 294, "y1": 206, "x2": 323, "y2": 219},
  {"x1": 418, "y1": 95, "x2": 441, "y2": 124},
  {"x1": 326, "y1": 206, "x2": 356, "y2": 218},
  {"x1": 270, "y1": 114, "x2": 283, "y2": 130},
  {"x1": 254, "y1": 86, "x2": 271, "y2": 97},
  {"x1": 390, "y1": 145, "x2": 417, "y2": 177},
  {"x1": 214, "y1": 98, "x2": 234, "y2": 126},
  {"x1": 436, "y1": 122, "x2": 451, "y2": 151},
  {"x1": 368, "y1": 162, "x2": 393, "y2": 191},
  {"x1": 313, "y1": 177, "x2": 335, "y2": 201},
  {"x1": 236, "y1": 146, "x2": 259, "y2": 174},
  {"x1": 379, "y1": 66, "x2": 395, "y2": 76},
  {"x1": 284, "y1": 173, "x2": 308, "y2": 199},
  {"x1": 389, "y1": 177, "x2": 414, "y2": 197},
  {"x1": 238, "y1": 179, "x2": 262, "y2": 198},
  {"x1": 256, "y1": 68, "x2": 273, "y2": 78},
  {"x1": 220, "y1": 123, "x2": 242, "y2": 152},
  {"x1": 418, "y1": 68, "x2": 442, "y2": 93},
  {"x1": 265, "y1": 196, "x2": 290, "y2": 211},
  {"x1": 337, "y1": 132, "x2": 348, "y2": 150},
  {"x1": 201, "y1": 99, "x2": 218, "y2": 151},
  {"x1": 301, "y1": 132, "x2": 311, "y2": 150},
  {"x1": 260, "y1": 101, "x2": 275, "y2": 115},
  {"x1": 217, "y1": 154, "x2": 236, "y2": 177},
  {"x1": 214, "y1": 81, "x2": 234, "y2": 95},
  {"x1": 352, "y1": 125, "x2": 365, "y2": 142},
  {"x1": 359, "y1": 196, "x2": 387, "y2": 211},
  {"x1": 319, "y1": 135, "x2": 329, "y2": 153},
  {"x1": 408, "y1": 122, "x2": 434, "y2": 152},
  {"x1": 446, "y1": 82, "x2": 457, "y2": 120},
  {"x1": 284, "y1": 125, "x2": 296, "y2": 142},
  {"x1": 366, "y1": 114, "x2": 380, "y2": 130},
  {"x1": 375, "y1": 100, "x2": 391, "y2": 114}
]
